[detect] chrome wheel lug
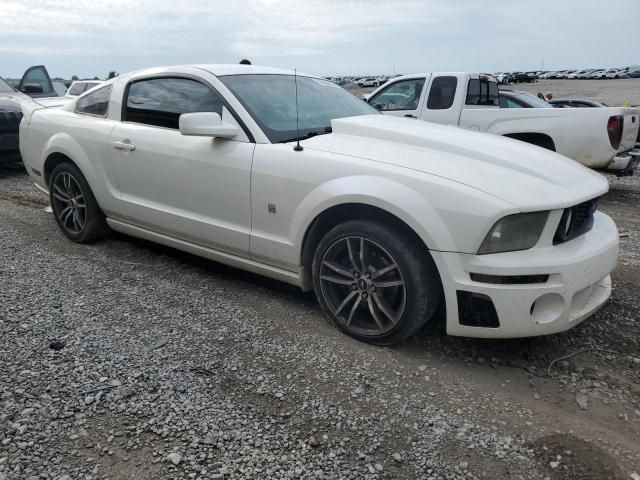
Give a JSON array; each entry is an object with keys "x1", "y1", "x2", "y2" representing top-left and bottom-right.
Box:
[
  {"x1": 352, "y1": 284, "x2": 358, "y2": 291},
  {"x1": 370, "y1": 286, "x2": 376, "y2": 292},
  {"x1": 362, "y1": 292, "x2": 368, "y2": 299},
  {"x1": 365, "y1": 272, "x2": 371, "y2": 279},
  {"x1": 354, "y1": 272, "x2": 360, "y2": 278}
]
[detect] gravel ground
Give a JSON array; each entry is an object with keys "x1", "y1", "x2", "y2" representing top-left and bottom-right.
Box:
[{"x1": 1, "y1": 161, "x2": 639, "y2": 480}]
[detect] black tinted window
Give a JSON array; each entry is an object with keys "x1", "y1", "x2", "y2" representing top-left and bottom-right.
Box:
[
  {"x1": 76, "y1": 86, "x2": 112, "y2": 116},
  {"x1": 124, "y1": 78, "x2": 223, "y2": 129},
  {"x1": 427, "y1": 76, "x2": 457, "y2": 110},
  {"x1": 466, "y1": 78, "x2": 499, "y2": 106},
  {"x1": 369, "y1": 78, "x2": 425, "y2": 111}
]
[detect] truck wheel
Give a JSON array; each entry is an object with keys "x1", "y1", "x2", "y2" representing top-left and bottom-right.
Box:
[
  {"x1": 49, "y1": 162, "x2": 109, "y2": 243},
  {"x1": 312, "y1": 220, "x2": 442, "y2": 345}
]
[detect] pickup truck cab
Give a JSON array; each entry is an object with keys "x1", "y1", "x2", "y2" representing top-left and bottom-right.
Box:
[{"x1": 365, "y1": 73, "x2": 640, "y2": 174}]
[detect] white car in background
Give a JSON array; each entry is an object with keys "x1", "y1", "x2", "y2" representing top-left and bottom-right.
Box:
[
  {"x1": 65, "y1": 80, "x2": 104, "y2": 97},
  {"x1": 605, "y1": 69, "x2": 629, "y2": 79},
  {"x1": 19, "y1": 65, "x2": 619, "y2": 344}
]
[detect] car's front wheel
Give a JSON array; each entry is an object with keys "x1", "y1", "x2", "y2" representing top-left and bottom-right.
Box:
[
  {"x1": 49, "y1": 162, "x2": 109, "y2": 243},
  {"x1": 312, "y1": 220, "x2": 442, "y2": 345}
]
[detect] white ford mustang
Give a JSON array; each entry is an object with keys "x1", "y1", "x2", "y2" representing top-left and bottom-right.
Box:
[{"x1": 19, "y1": 65, "x2": 619, "y2": 345}]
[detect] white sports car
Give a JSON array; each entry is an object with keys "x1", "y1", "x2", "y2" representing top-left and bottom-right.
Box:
[{"x1": 19, "y1": 65, "x2": 619, "y2": 344}]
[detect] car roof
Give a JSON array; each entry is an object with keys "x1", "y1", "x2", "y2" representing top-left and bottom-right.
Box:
[{"x1": 119, "y1": 64, "x2": 317, "y2": 81}]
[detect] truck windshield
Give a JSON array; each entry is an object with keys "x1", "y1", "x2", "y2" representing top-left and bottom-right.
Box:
[
  {"x1": 220, "y1": 74, "x2": 378, "y2": 143},
  {"x1": 0, "y1": 77, "x2": 15, "y2": 93}
]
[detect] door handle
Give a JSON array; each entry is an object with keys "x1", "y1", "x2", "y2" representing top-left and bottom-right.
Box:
[
  {"x1": 113, "y1": 141, "x2": 136, "y2": 152},
  {"x1": 404, "y1": 114, "x2": 417, "y2": 118}
]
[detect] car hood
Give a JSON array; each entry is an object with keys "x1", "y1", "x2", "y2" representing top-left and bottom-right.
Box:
[{"x1": 303, "y1": 115, "x2": 608, "y2": 210}]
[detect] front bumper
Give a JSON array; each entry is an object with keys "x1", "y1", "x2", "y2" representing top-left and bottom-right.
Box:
[{"x1": 432, "y1": 211, "x2": 619, "y2": 338}]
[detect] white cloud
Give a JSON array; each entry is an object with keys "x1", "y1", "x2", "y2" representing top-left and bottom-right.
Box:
[{"x1": 230, "y1": 0, "x2": 439, "y2": 56}]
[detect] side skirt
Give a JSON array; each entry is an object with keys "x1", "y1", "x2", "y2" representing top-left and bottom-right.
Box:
[{"x1": 106, "y1": 218, "x2": 304, "y2": 289}]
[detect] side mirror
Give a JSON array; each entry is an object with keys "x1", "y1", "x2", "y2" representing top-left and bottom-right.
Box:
[
  {"x1": 22, "y1": 84, "x2": 44, "y2": 95},
  {"x1": 179, "y1": 112, "x2": 239, "y2": 139}
]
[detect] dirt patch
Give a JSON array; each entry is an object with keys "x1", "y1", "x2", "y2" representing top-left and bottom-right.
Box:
[{"x1": 532, "y1": 433, "x2": 625, "y2": 480}]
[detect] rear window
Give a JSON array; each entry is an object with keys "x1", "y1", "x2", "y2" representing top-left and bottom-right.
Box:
[
  {"x1": 427, "y1": 76, "x2": 457, "y2": 110},
  {"x1": 466, "y1": 78, "x2": 499, "y2": 106},
  {"x1": 68, "y1": 83, "x2": 87, "y2": 96},
  {"x1": 75, "y1": 85, "x2": 112, "y2": 117}
]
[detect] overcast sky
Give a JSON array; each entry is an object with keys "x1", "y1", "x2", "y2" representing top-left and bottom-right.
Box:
[{"x1": 1, "y1": 0, "x2": 638, "y2": 79}]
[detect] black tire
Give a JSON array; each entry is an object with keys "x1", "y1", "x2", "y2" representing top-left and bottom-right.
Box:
[
  {"x1": 312, "y1": 220, "x2": 442, "y2": 345},
  {"x1": 49, "y1": 162, "x2": 109, "y2": 243}
]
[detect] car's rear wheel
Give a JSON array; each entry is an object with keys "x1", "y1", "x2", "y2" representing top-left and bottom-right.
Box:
[
  {"x1": 50, "y1": 162, "x2": 109, "y2": 243},
  {"x1": 312, "y1": 220, "x2": 442, "y2": 345}
]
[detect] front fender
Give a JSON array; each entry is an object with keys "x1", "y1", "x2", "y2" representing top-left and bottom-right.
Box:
[{"x1": 291, "y1": 175, "x2": 454, "y2": 255}]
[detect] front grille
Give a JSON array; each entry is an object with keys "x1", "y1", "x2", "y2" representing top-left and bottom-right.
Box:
[{"x1": 553, "y1": 198, "x2": 598, "y2": 245}]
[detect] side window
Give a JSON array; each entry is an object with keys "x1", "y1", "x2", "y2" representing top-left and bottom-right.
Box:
[
  {"x1": 369, "y1": 78, "x2": 425, "y2": 111},
  {"x1": 123, "y1": 77, "x2": 224, "y2": 129},
  {"x1": 75, "y1": 85, "x2": 112, "y2": 117},
  {"x1": 426, "y1": 76, "x2": 457, "y2": 110},
  {"x1": 466, "y1": 79, "x2": 499, "y2": 106},
  {"x1": 68, "y1": 83, "x2": 87, "y2": 96}
]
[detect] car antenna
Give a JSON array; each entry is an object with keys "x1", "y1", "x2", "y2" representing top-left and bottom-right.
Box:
[{"x1": 293, "y1": 69, "x2": 303, "y2": 152}]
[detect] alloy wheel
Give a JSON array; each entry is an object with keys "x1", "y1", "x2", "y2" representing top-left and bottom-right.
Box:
[
  {"x1": 319, "y1": 236, "x2": 407, "y2": 337},
  {"x1": 51, "y1": 172, "x2": 86, "y2": 235}
]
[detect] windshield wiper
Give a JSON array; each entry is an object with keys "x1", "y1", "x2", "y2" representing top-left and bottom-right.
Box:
[{"x1": 280, "y1": 126, "x2": 332, "y2": 144}]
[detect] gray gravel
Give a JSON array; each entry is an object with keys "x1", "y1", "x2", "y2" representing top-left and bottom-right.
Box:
[{"x1": 1, "y1": 163, "x2": 639, "y2": 479}]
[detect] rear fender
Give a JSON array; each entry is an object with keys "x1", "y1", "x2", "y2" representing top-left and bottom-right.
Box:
[{"x1": 41, "y1": 133, "x2": 120, "y2": 215}]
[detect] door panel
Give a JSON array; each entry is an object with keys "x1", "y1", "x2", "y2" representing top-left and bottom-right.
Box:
[
  {"x1": 19, "y1": 65, "x2": 57, "y2": 98},
  {"x1": 368, "y1": 77, "x2": 429, "y2": 119},
  {"x1": 110, "y1": 122, "x2": 254, "y2": 257}
]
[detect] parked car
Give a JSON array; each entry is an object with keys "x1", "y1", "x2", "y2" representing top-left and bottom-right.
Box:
[
  {"x1": 629, "y1": 67, "x2": 640, "y2": 78},
  {"x1": 19, "y1": 64, "x2": 620, "y2": 344},
  {"x1": 365, "y1": 73, "x2": 640, "y2": 174},
  {"x1": 605, "y1": 69, "x2": 629, "y2": 79},
  {"x1": 549, "y1": 99, "x2": 608, "y2": 108},
  {"x1": 0, "y1": 76, "x2": 28, "y2": 163},
  {"x1": 1, "y1": 65, "x2": 61, "y2": 164},
  {"x1": 512, "y1": 72, "x2": 535, "y2": 83},
  {"x1": 357, "y1": 77, "x2": 380, "y2": 88},
  {"x1": 66, "y1": 80, "x2": 104, "y2": 98},
  {"x1": 498, "y1": 90, "x2": 553, "y2": 108}
]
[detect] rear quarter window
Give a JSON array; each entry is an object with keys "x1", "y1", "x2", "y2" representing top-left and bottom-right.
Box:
[
  {"x1": 466, "y1": 79, "x2": 499, "y2": 106},
  {"x1": 427, "y1": 76, "x2": 457, "y2": 110},
  {"x1": 75, "y1": 85, "x2": 112, "y2": 117}
]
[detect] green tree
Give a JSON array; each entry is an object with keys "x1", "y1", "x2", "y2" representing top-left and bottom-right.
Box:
[
  {"x1": 71, "y1": 75, "x2": 79, "y2": 81},
  {"x1": 107, "y1": 71, "x2": 118, "y2": 80}
]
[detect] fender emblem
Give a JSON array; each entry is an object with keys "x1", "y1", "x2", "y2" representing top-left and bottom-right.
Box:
[{"x1": 268, "y1": 203, "x2": 277, "y2": 214}]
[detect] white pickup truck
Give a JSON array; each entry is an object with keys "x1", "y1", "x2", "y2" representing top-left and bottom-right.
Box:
[{"x1": 364, "y1": 73, "x2": 640, "y2": 174}]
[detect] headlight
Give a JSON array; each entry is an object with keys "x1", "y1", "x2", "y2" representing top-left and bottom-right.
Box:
[{"x1": 478, "y1": 212, "x2": 549, "y2": 254}]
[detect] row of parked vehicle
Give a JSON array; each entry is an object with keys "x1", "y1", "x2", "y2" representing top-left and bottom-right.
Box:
[
  {"x1": 325, "y1": 75, "x2": 400, "y2": 88},
  {"x1": 495, "y1": 65, "x2": 640, "y2": 84}
]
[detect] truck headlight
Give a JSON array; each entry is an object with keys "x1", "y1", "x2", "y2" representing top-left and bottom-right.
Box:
[{"x1": 478, "y1": 212, "x2": 549, "y2": 254}]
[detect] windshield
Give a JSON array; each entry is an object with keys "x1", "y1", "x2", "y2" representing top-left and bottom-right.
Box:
[
  {"x1": 220, "y1": 74, "x2": 378, "y2": 143},
  {"x1": 0, "y1": 77, "x2": 15, "y2": 93}
]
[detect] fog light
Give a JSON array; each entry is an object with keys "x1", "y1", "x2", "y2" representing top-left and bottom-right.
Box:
[{"x1": 530, "y1": 293, "x2": 564, "y2": 324}]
